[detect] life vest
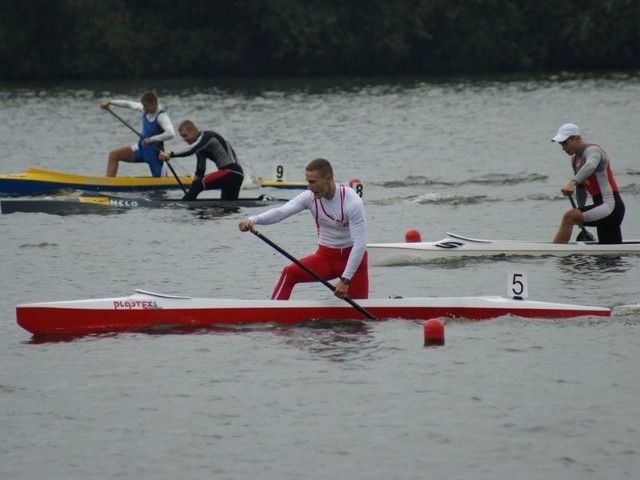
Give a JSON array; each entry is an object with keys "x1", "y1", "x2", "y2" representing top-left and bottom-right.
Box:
[
  {"x1": 572, "y1": 143, "x2": 619, "y2": 197},
  {"x1": 140, "y1": 109, "x2": 165, "y2": 152}
]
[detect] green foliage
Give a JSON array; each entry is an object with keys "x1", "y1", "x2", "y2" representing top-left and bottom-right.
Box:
[{"x1": 0, "y1": 0, "x2": 638, "y2": 79}]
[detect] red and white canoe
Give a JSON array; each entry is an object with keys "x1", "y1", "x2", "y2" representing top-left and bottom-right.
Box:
[{"x1": 16, "y1": 289, "x2": 611, "y2": 335}]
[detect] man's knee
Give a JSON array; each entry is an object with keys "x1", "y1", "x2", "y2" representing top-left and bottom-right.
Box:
[
  {"x1": 109, "y1": 147, "x2": 134, "y2": 163},
  {"x1": 281, "y1": 264, "x2": 298, "y2": 277},
  {"x1": 562, "y1": 209, "x2": 583, "y2": 226},
  {"x1": 281, "y1": 263, "x2": 310, "y2": 282}
]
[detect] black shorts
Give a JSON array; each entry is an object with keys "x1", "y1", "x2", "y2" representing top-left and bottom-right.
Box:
[{"x1": 582, "y1": 192, "x2": 625, "y2": 244}]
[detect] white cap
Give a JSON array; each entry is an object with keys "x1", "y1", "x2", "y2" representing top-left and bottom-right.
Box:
[{"x1": 551, "y1": 123, "x2": 581, "y2": 142}]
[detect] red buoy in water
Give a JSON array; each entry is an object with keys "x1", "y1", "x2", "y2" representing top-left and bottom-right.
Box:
[
  {"x1": 348, "y1": 178, "x2": 364, "y2": 198},
  {"x1": 424, "y1": 318, "x2": 445, "y2": 346},
  {"x1": 405, "y1": 229, "x2": 422, "y2": 243}
]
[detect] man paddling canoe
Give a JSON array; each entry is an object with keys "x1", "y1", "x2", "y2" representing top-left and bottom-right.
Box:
[
  {"x1": 159, "y1": 120, "x2": 244, "y2": 200},
  {"x1": 551, "y1": 123, "x2": 625, "y2": 244},
  {"x1": 100, "y1": 91, "x2": 175, "y2": 177},
  {"x1": 238, "y1": 158, "x2": 369, "y2": 300}
]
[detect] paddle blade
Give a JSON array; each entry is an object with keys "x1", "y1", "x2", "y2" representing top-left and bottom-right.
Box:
[{"x1": 576, "y1": 230, "x2": 596, "y2": 242}]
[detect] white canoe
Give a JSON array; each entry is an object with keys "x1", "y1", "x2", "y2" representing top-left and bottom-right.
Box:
[
  {"x1": 16, "y1": 289, "x2": 610, "y2": 336},
  {"x1": 368, "y1": 232, "x2": 640, "y2": 265}
]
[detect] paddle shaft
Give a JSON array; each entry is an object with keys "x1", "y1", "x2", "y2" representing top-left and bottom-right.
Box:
[
  {"x1": 568, "y1": 195, "x2": 593, "y2": 240},
  {"x1": 250, "y1": 229, "x2": 377, "y2": 320},
  {"x1": 105, "y1": 107, "x2": 187, "y2": 194}
]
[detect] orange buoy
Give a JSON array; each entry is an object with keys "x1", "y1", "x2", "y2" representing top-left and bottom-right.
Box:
[
  {"x1": 405, "y1": 229, "x2": 422, "y2": 243},
  {"x1": 348, "y1": 177, "x2": 362, "y2": 188},
  {"x1": 423, "y1": 318, "x2": 445, "y2": 346}
]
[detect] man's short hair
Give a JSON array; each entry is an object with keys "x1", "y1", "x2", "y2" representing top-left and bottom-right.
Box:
[
  {"x1": 178, "y1": 120, "x2": 198, "y2": 133},
  {"x1": 306, "y1": 158, "x2": 333, "y2": 177},
  {"x1": 140, "y1": 90, "x2": 158, "y2": 104}
]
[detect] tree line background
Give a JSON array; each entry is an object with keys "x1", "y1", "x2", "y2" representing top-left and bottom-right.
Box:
[{"x1": 1, "y1": 0, "x2": 639, "y2": 80}]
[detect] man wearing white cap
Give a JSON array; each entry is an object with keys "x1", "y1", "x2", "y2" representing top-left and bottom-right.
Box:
[{"x1": 551, "y1": 123, "x2": 625, "y2": 244}]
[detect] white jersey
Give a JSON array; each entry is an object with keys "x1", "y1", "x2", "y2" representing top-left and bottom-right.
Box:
[{"x1": 250, "y1": 185, "x2": 367, "y2": 279}]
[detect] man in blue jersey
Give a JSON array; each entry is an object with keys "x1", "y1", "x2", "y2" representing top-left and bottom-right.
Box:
[
  {"x1": 100, "y1": 91, "x2": 175, "y2": 177},
  {"x1": 159, "y1": 120, "x2": 244, "y2": 200}
]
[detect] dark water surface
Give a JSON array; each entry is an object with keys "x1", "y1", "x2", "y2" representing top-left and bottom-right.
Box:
[{"x1": 1, "y1": 74, "x2": 640, "y2": 479}]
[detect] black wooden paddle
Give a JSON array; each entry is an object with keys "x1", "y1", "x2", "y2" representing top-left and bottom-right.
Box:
[
  {"x1": 105, "y1": 107, "x2": 188, "y2": 195},
  {"x1": 250, "y1": 229, "x2": 377, "y2": 320},
  {"x1": 568, "y1": 195, "x2": 595, "y2": 242}
]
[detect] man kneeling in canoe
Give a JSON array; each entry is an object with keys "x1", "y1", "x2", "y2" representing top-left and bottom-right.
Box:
[
  {"x1": 100, "y1": 91, "x2": 175, "y2": 177},
  {"x1": 159, "y1": 120, "x2": 244, "y2": 200},
  {"x1": 238, "y1": 158, "x2": 369, "y2": 300},
  {"x1": 551, "y1": 123, "x2": 626, "y2": 244}
]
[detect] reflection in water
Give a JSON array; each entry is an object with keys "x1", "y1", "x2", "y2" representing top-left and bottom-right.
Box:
[
  {"x1": 274, "y1": 319, "x2": 380, "y2": 366},
  {"x1": 555, "y1": 255, "x2": 635, "y2": 301},
  {"x1": 556, "y1": 255, "x2": 632, "y2": 275},
  {"x1": 410, "y1": 255, "x2": 544, "y2": 270},
  {"x1": 190, "y1": 206, "x2": 239, "y2": 220},
  {"x1": 25, "y1": 321, "x2": 284, "y2": 344},
  {"x1": 155, "y1": 206, "x2": 239, "y2": 222},
  {"x1": 380, "y1": 253, "x2": 636, "y2": 272},
  {"x1": 25, "y1": 319, "x2": 375, "y2": 357},
  {"x1": 26, "y1": 331, "x2": 123, "y2": 345}
]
